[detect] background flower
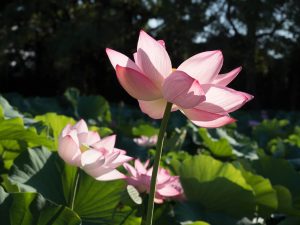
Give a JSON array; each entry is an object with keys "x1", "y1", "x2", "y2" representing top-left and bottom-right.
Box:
[
  {"x1": 123, "y1": 159, "x2": 184, "y2": 203},
  {"x1": 133, "y1": 135, "x2": 158, "y2": 147}
]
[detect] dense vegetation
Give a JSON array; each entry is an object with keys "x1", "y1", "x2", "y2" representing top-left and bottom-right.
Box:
[{"x1": 0, "y1": 91, "x2": 300, "y2": 225}]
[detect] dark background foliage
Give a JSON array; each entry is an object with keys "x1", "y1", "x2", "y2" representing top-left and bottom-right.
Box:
[{"x1": 0, "y1": 0, "x2": 299, "y2": 110}]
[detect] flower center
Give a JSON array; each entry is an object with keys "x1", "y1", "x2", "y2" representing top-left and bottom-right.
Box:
[{"x1": 80, "y1": 143, "x2": 90, "y2": 152}]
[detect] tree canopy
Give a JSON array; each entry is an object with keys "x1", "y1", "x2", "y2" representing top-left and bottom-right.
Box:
[{"x1": 0, "y1": 0, "x2": 299, "y2": 109}]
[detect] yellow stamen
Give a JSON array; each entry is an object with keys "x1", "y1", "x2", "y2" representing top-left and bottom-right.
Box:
[{"x1": 80, "y1": 143, "x2": 90, "y2": 152}]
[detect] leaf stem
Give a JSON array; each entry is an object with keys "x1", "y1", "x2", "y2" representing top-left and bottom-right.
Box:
[{"x1": 144, "y1": 102, "x2": 173, "y2": 225}]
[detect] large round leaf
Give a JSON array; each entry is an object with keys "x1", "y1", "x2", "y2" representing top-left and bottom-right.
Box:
[
  {"x1": 252, "y1": 156, "x2": 300, "y2": 198},
  {"x1": 252, "y1": 156, "x2": 300, "y2": 214},
  {"x1": 0, "y1": 117, "x2": 52, "y2": 169},
  {"x1": 0, "y1": 186, "x2": 81, "y2": 225},
  {"x1": 198, "y1": 128, "x2": 233, "y2": 157},
  {"x1": 35, "y1": 113, "x2": 76, "y2": 149},
  {"x1": 8, "y1": 148, "x2": 128, "y2": 224},
  {"x1": 179, "y1": 155, "x2": 255, "y2": 218},
  {"x1": 235, "y1": 162, "x2": 278, "y2": 216},
  {"x1": 8, "y1": 147, "x2": 64, "y2": 204},
  {"x1": 77, "y1": 95, "x2": 111, "y2": 123}
]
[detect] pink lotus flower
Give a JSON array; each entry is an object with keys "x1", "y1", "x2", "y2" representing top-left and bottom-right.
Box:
[
  {"x1": 58, "y1": 119, "x2": 132, "y2": 181},
  {"x1": 123, "y1": 159, "x2": 184, "y2": 203},
  {"x1": 106, "y1": 30, "x2": 253, "y2": 128},
  {"x1": 133, "y1": 135, "x2": 158, "y2": 147}
]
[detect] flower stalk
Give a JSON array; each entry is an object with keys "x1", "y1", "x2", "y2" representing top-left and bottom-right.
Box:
[
  {"x1": 144, "y1": 102, "x2": 173, "y2": 225},
  {"x1": 70, "y1": 168, "x2": 80, "y2": 210}
]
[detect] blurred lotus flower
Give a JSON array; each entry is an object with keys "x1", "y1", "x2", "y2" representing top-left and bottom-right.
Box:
[
  {"x1": 261, "y1": 110, "x2": 268, "y2": 120},
  {"x1": 123, "y1": 159, "x2": 184, "y2": 203},
  {"x1": 248, "y1": 120, "x2": 260, "y2": 127},
  {"x1": 106, "y1": 30, "x2": 253, "y2": 128},
  {"x1": 133, "y1": 135, "x2": 158, "y2": 147},
  {"x1": 58, "y1": 119, "x2": 132, "y2": 181}
]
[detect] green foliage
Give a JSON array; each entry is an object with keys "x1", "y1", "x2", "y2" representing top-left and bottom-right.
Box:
[
  {"x1": 235, "y1": 163, "x2": 278, "y2": 216},
  {"x1": 252, "y1": 156, "x2": 300, "y2": 215},
  {"x1": 0, "y1": 117, "x2": 52, "y2": 169},
  {"x1": 0, "y1": 186, "x2": 81, "y2": 225},
  {"x1": 198, "y1": 128, "x2": 233, "y2": 158},
  {"x1": 35, "y1": 113, "x2": 76, "y2": 149},
  {"x1": 132, "y1": 124, "x2": 158, "y2": 137},
  {"x1": 0, "y1": 95, "x2": 23, "y2": 119},
  {"x1": 63, "y1": 84, "x2": 113, "y2": 124},
  {"x1": 189, "y1": 222, "x2": 210, "y2": 225},
  {"x1": 0, "y1": 94, "x2": 300, "y2": 225},
  {"x1": 7, "y1": 147, "x2": 128, "y2": 224},
  {"x1": 179, "y1": 155, "x2": 255, "y2": 218},
  {"x1": 78, "y1": 95, "x2": 111, "y2": 123},
  {"x1": 253, "y1": 119, "x2": 291, "y2": 148},
  {"x1": 164, "y1": 127, "x2": 187, "y2": 152}
]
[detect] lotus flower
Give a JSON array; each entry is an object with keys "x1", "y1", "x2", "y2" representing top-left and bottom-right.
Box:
[
  {"x1": 58, "y1": 119, "x2": 132, "y2": 181},
  {"x1": 106, "y1": 30, "x2": 253, "y2": 128},
  {"x1": 133, "y1": 135, "x2": 158, "y2": 147},
  {"x1": 123, "y1": 159, "x2": 184, "y2": 203}
]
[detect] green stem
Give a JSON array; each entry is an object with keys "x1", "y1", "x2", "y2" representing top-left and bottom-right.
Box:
[
  {"x1": 144, "y1": 102, "x2": 173, "y2": 225},
  {"x1": 141, "y1": 194, "x2": 148, "y2": 225},
  {"x1": 70, "y1": 168, "x2": 80, "y2": 210}
]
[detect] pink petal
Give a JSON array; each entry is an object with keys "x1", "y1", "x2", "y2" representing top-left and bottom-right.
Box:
[
  {"x1": 138, "y1": 98, "x2": 178, "y2": 119},
  {"x1": 73, "y1": 119, "x2": 88, "y2": 134},
  {"x1": 110, "y1": 154, "x2": 133, "y2": 167},
  {"x1": 66, "y1": 129, "x2": 79, "y2": 147},
  {"x1": 127, "y1": 177, "x2": 148, "y2": 193},
  {"x1": 135, "y1": 159, "x2": 147, "y2": 174},
  {"x1": 212, "y1": 67, "x2": 242, "y2": 86},
  {"x1": 182, "y1": 108, "x2": 236, "y2": 128},
  {"x1": 133, "y1": 52, "x2": 138, "y2": 63},
  {"x1": 237, "y1": 91, "x2": 254, "y2": 101},
  {"x1": 58, "y1": 135, "x2": 81, "y2": 166},
  {"x1": 104, "y1": 151, "x2": 120, "y2": 165},
  {"x1": 86, "y1": 131, "x2": 101, "y2": 146},
  {"x1": 77, "y1": 132, "x2": 88, "y2": 144},
  {"x1": 146, "y1": 167, "x2": 153, "y2": 176},
  {"x1": 162, "y1": 70, "x2": 205, "y2": 109},
  {"x1": 195, "y1": 84, "x2": 250, "y2": 113},
  {"x1": 114, "y1": 148, "x2": 126, "y2": 155},
  {"x1": 83, "y1": 164, "x2": 112, "y2": 178},
  {"x1": 61, "y1": 124, "x2": 72, "y2": 137},
  {"x1": 177, "y1": 50, "x2": 223, "y2": 84},
  {"x1": 157, "y1": 40, "x2": 165, "y2": 47},
  {"x1": 95, "y1": 169, "x2": 126, "y2": 181},
  {"x1": 136, "y1": 30, "x2": 172, "y2": 87},
  {"x1": 157, "y1": 185, "x2": 181, "y2": 197},
  {"x1": 116, "y1": 65, "x2": 162, "y2": 101},
  {"x1": 124, "y1": 163, "x2": 137, "y2": 177},
  {"x1": 154, "y1": 196, "x2": 164, "y2": 204},
  {"x1": 144, "y1": 160, "x2": 150, "y2": 168},
  {"x1": 80, "y1": 149, "x2": 105, "y2": 170},
  {"x1": 133, "y1": 38, "x2": 165, "y2": 63},
  {"x1": 106, "y1": 48, "x2": 141, "y2": 72},
  {"x1": 93, "y1": 135, "x2": 116, "y2": 153},
  {"x1": 157, "y1": 173, "x2": 171, "y2": 185}
]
